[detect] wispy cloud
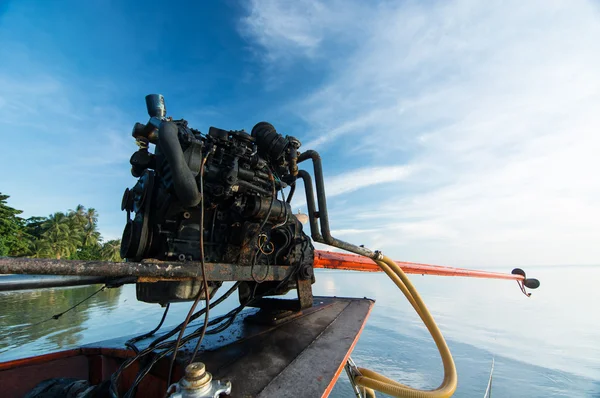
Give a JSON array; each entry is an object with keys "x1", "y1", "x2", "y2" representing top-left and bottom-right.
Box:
[
  {"x1": 238, "y1": 0, "x2": 371, "y2": 61},
  {"x1": 293, "y1": 164, "x2": 415, "y2": 210},
  {"x1": 323, "y1": 165, "x2": 415, "y2": 197},
  {"x1": 241, "y1": 0, "x2": 600, "y2": 266}
]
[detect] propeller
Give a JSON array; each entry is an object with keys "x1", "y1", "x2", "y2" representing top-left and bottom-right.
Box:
[{"x1": 511, "y1": 268, "x2": 540, "y2": 294}]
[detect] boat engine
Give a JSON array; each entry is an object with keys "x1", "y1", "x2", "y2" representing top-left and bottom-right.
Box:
[{"x1": 120, "y1": 94, "x2": 314, "y2": 305}]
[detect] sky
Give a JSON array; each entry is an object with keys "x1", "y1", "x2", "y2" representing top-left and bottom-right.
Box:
[{"x1": 1, "y1": 0, "x2": 599, "y2": 267}]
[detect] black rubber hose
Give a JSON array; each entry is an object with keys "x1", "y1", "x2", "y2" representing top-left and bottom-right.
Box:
[
  {"x1": 158, "y1": 122, "x2": 201, "y2": 207},
  {"x1": 286, "y1": 182, "x2": 296, "y2": 203},
  {"x1": 298, "y1": 150, "x2": 375, "y2": 258},
  {"x1": 298, "y1": 150, "x2": 332, "y2": 242},
  {"x1": 251, "y1": 122, "x2": 289, "y2": 161},
  {"x1": 297, "y1": 170, "x2": 322, "y2": 242}
]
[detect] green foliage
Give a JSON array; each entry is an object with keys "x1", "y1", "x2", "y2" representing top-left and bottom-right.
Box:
[
  {"x1": 0, "y1": 193, "x2": 31, "y2": 256},
  {"x1": 0, "y1": 237, "x2": 7, "y2": 256},
  {"x1": 24, "y1": 216, "x2": 48, "y2": 239},
  {"x1": 42, "y1": 212, "x2": 80, "y2": 259},
  {"x1": 101, "y1": 239, "x2": 122, "y2": 262},
  {"x1": 70, "y1": 244, "x2": 103, "y2": 260},
  {"x1": 0, "y1": 192, "x2": 122, "y2": 261}
]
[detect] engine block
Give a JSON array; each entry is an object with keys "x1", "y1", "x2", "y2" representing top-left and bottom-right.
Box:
[{"x1": 120, "y1": 95, "x2": 314, "y2": 305}]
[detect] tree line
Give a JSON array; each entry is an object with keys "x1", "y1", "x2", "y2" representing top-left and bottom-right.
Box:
[{"x1": 0, "y1": 192, "x2": 121, "y2": 261}]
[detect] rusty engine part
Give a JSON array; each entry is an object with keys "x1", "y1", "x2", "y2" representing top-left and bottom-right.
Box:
[{"x1": 121, "y1": 94, "x2": 313, "y2": 305}]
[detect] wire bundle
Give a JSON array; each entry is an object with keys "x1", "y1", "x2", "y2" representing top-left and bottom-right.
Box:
[
  {"x1": 110, "y1": 152, "x2": 305, "y2": 397},
  {"x1": 109, "y1": 267, "x2": 302, "y2": 397}
]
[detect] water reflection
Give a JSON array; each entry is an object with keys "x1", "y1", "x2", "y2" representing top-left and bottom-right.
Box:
[
  {"x1": 0, "y1": 285, "x2": 121, "y2": 355},
  {"x1": 0, "y1": 282, "x2": 240, "y2": 362}
]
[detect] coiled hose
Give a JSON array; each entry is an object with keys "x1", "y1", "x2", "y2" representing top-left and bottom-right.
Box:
[
  {"x1": 353, "y1": 254, "x2": 457, "y2": 398},
  {"x1": 296, "y1": 148, "x2": 457, "y2": 396}
]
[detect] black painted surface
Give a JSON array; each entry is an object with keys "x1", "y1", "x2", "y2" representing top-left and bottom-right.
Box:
[{"x1": 85, "y1": 296, "x2": 374, "y2": 397}]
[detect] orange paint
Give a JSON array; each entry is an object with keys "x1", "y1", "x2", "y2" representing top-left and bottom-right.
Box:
[
  {"x1": 322, "y1": 301, "x2": 375, "y2": 398},
  {"x1": 314, "y1": 250, "x2": 525, "y2": 281}
]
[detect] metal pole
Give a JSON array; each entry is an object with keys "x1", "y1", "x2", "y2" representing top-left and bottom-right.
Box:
[
  {"x1": 314, "y1": 251, "x2": 527, "y2": 282},
  {"x1": 0, "y1": 275, "x2": 118, "y2": 292},
  {"x1": 0, "y1": 257, "x2": 292, "y2": 282}
]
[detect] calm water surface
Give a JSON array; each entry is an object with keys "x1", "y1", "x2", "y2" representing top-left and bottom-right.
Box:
[{"x1": 1, "y1": 266, "x2": 599, "y2": 397}]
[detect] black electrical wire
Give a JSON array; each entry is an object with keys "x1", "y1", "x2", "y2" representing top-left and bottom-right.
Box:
[
  {"x1": 165, "y1": 290, "x2": 202, "y2": 390},
  {"x1": 122, "y1": 304, "x2": 171, "y2": 398},
  {"x1": 188, "y1": 156, "x2": 211, "y2": 365},
  {"x1": 145, "y1": 282, "x2": 239, "y2": 351},
  {"x1": 123, "y1": 297, "x2": 256, "y2": 397},
  {"x1": 251, "y1": 167, "x2": 276, "y2": 283},
  {"x1": 113, "y1": 162, "x2": 303, "y2": 396},
  {"x1": 275, "y1": 171, "x2": 287, "y2": 203},
  {"x1": 241, "y1": 166, "x2": 275, "y2": 253},
  {"x1": 210, "y1": 204, "x2": 218, "y2": 242},
  {"x1": 124, "y1": 307, "x2": 246, "y2": 396},
  {"x1": 27, "y1": 285, "x2": 106, "y2": 328},
  {"x1": 125, "y1": 303, "x2": 170, "y2": 354},
  {"x1": 273, "y1": 228, "x2": 291, "y2": 263},
  {"x1": 110, "y1": 282, "x2": 240, "y2": 397},
  {"x1": 116, "y1": 273, "x2": 297, "y2": 397},
  {"x1": 123, "y1": 294, "x2": 204, "y2": 398},
  {"x1": 272, "y1": 171, "x2": 289, "y2": 230},
  {"x1": 166, "y1": 155, "x2": 210, "y2": 389}
]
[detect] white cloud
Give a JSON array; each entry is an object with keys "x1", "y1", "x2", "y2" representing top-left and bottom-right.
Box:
[
  {"x1": 239, "y1": 0, "x2": 323, "y2": 58},
  {"x1": 292, "y1": 164, "x2": 415, "y2": 209},
  {"x1": 238, "y1": 0, "x2": 372, "y2": 61},
  {"x1": 324, "y1": 165, "x2": 414, "y2": 197},
  {"x1": 241, "y1": 0, "x2": 600, "y2": 266}
]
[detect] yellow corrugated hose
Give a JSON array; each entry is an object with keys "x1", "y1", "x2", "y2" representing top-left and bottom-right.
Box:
[
  {"x1": 352, "y1": 255, "x2": 458, "y2": 398},
  {"x1": 364, "y1": 387, "x2": 377, "y2": 398}
]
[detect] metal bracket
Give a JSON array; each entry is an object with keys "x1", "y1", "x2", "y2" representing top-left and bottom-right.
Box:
[
  {"x1": 168, "y1": 380, "x2": 231, "y2": 398},
  {"x1": 244, "y1": 274, "x2": 314, "y2": 325},
  {"x1": 345, "y1": 357, "x2": 367, "y2": 398},
  {"x1": 296, "y1": 276, "x2": 314, "y2": 310},
  {"x1": 248, "y1": 274, "x2": 314, "y2": 312}
]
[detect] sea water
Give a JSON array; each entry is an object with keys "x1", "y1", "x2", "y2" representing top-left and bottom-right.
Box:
[{"x1": 1, "y1": 266, "x2": 598, "y2": 397}]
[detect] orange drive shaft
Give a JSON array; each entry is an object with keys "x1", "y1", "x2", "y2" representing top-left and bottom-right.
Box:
[{"x1": 314, "y1": 250, "x2": 524, "y2": 281}]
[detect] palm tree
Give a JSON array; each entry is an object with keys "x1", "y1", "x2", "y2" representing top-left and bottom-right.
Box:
[
  {"x1": 101, "y1": 239, "x2": 122, "y2": 262},
  {"x1": 68, "y1": 205, "x2": 87, "y2": 228},
  {"x1": 41, "y1": 212, "x2": 80, "y2": 259},
  {"x1": 82, "y1": 208, "x2": 100, "y2": 247},
  {"x1": 67, "y1": 205, "x2": 86, "y2": 243},
  {"x1": 85, "y1": 207, "x2": 98, "y2": 227},
  {"x1": 30, "y1": 239, "x2": 52, "y2": 258}
]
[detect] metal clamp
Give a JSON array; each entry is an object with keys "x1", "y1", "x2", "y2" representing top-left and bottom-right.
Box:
[{"x1": 345, "y1": 357, "x2": 367, "y2": 398}]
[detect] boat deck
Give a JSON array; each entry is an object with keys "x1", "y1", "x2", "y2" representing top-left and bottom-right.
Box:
[{"x1": 1, "y1": 296, "x2": 374, "y2": 398}]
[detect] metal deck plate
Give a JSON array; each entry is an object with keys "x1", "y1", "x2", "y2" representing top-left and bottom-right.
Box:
[{"x1": 88, "y1": 296, "x2": 374, "y2": 397}]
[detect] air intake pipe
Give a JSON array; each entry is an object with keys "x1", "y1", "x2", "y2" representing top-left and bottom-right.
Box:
[
  {"x1": 251, "y1": 122, "x2": 289, "y2": 161},
  {"x1": 158, "y1": 121, "x2": 201, "y2": 208}
]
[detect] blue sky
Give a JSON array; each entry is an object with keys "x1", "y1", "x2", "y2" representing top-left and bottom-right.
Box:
[{"x1": 1, "y1": 0, "x2": 599, "y2": 266}]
